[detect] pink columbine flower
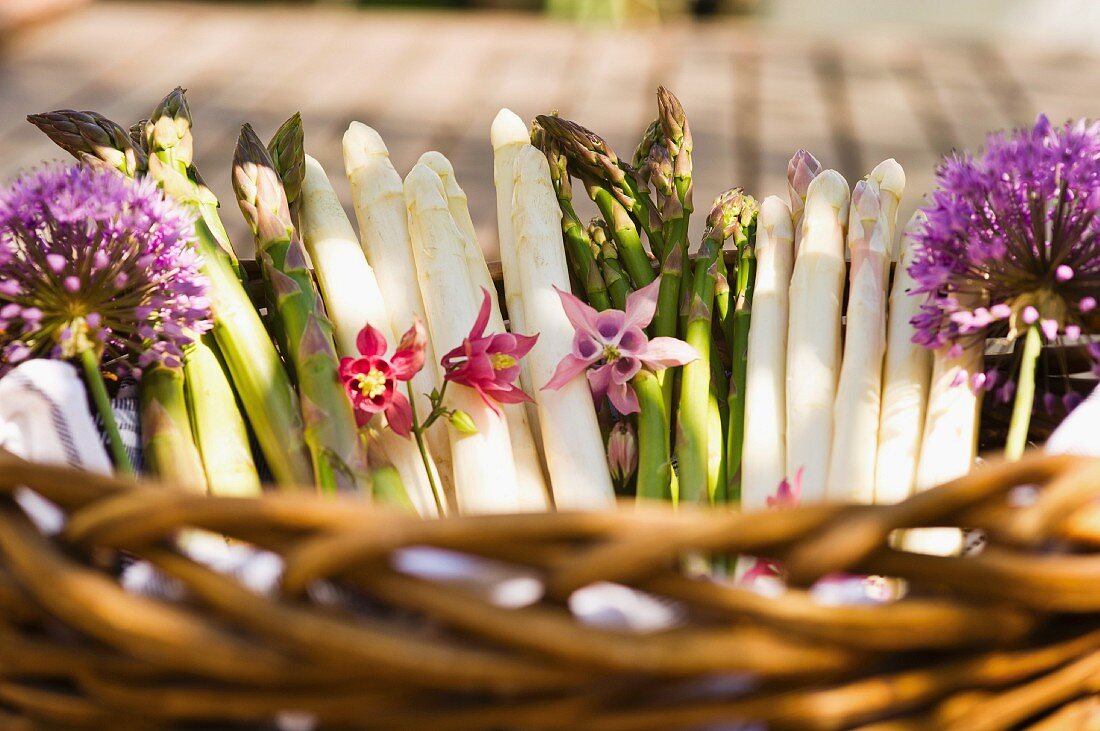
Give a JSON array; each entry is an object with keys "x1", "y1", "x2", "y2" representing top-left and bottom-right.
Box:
[
  {"x1": 543, "y1": 279, "x2": 698, "y2": 414},
  {"x1": 607, "y1": 421, "x2": 637, "y2": 485},
  {"x1": 441, "y1": 288, "x2": 537, "y2": 414},
  {"x1": 339, "y1": 320, "x2": 427, "y2": 437}
]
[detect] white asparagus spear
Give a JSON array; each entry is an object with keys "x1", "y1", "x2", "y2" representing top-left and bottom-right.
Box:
[
  {"x1": 867, "y1": 158, "x2": 906, "y2": 262},
  {"x1": 875, "y1": 213, "x2": 933, "y2": 505},
  {"x1": 787, "y1": 149, "x2": 822, "y2": 257},
  {"x1": 741, "y1": 196, "x2": 795, "y2": 511},
  {"x1": 491, "y1": 110, "x2": 535, "y2": 391},
  {"x1": 903, "y1": 339, "x2": 982, "y2": 555},
  {"x1": 786, "y1": 169, "x2": 849, "y2": 504},
  {"x1": 343, "y1": 122, "x2": 454, "y2": 503},
  {"x1": 827, "y1": 180, "x2": 889, "y2": 503},
  {"x1": 405, "y1": 163, "x2": 523, "y2": 514},
  {"x1": 417, "y1": 150, "x2": 549, "y2": 511},
  {"x1": 299, "y1": 154, "x2": 441, "y2": 517},
  {"x1": 511, "y1": 144, "x2": 616, "y2": 510}
]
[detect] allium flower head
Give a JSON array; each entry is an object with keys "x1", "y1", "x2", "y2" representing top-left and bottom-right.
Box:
[
  {"x1": 910, "y1": 115, "x2": 1100, "y2": 403},
  {"x1": 0, "y1": 164, "x2": 209, "y2": 375}
]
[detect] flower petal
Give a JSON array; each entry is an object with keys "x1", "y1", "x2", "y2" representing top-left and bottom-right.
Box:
[
  {"x1": 610, "y1": 355, "x2": 641, "y2": 384},
  {"x1": 624, "y1": 278, "x2": 661, "y2": 330},
  {"x1": 469, "y1": 287, "x2": 492, "y2": 339},
  {"x1": 587, "y1": 363, "x2": 613, "y2": 401},
  {"x1": 510, "y1": 332, "x2": 539, "y2": 359},
  {"x1": 543, "y1": 353, "x2": 591, "y2": 391},
  {"x1": 554, "y1": 285, "x2": 601, "y2": 338},
  {"x1": 392, "y1": 318, "x2": 427, "y2": 380},
  {"x1": 356, "y1": 323, "x2": 388, "y2": 358},
  {"x1": 638, "y1": 337, "x2": 699, "y2": 370},
  {"x1": 384, "y1": 392, "x2": 413, "y2": 438},
  {"x1": 607, "y1": 380, "x2": 640, "y2": 414},
  {"x1": 595, "y1": 310, "x2": 627, "y2": 344}
]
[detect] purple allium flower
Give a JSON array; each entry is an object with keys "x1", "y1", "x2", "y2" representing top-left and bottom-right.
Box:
[
  {"x1": 909, "y1": 115, "x2": 1100, "y2": 407},
  {"x1": 0, "y1": 164, "x2": 209, "y2": 375}
]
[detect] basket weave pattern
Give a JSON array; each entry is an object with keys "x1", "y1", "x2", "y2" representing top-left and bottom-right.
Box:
[{"x1": 1, "y1": 451, "x2": 1099, "y2": 729}]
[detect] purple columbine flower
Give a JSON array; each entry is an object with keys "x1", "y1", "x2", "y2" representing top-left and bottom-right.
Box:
[
  {"x1": 0, "y1": 164, "x2": 210, "y2": 375},
  {"x1": 909, "y1": 115, "x2": 1100, "y2": 411},
  {"x1": 543, "y1": 279, "x2": 698, "y2": 414}
]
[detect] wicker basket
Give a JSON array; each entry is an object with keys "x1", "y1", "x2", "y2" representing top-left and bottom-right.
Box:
[{"x1": 1, "y1": 448, "x2": 1099, "y2": 730}]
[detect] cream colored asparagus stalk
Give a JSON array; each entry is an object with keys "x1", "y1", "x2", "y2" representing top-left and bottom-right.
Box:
[
  {"x1": 827, "y1": 180, "x2": 889, "y2": 503},
  {"x1": 299, "y1": 154, "x2": 441, "y2": 516},
  {"x1": 867, "y1": 158, "x2": 905, "y2": 261},
  {"x1": 491, "y1": 109, "x2": 536, "y2": 393},
  {"x1": 417, "y1": 150, "x2": 549, "y2": 510},
  {"x1": 511, "y1": 144, "x2": 616, "y2": 509},
  {"x1": 786, "y1": 170, "x2": 849, "y2": 504},
  {"x1": 343, "y1": 122, "x2": 453, "y2": 502},
  {"x1": 903, "y1": 339, "x2": 982, "y2": 555},
  {"x1": 787, "y1": 149, "x2": 822, "y2": 257},
  {"x1": 875, "y1": 213, "x2": 933, "y2": 504},
  {"x1": 741, "y1": 196, "x2": 795, "y2": 511},
  {"x1": 405, "y1": 163, "x2": 523, "y2": 514}
]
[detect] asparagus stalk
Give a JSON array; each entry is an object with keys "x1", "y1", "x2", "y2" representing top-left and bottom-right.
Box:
[
  {"x1": 511, "y1": 144, "x2": 615, "y2": 509},
  {"x1": 876, "y1": 214, "x2": 934, "y2": 504},
  {"x1": 867, "y1": 158, "x2": 906, "y2": 262},
  {"x1": 633, "y1": 369, "x2": 673, "y2": 501},
  {"x1": 827, "y1": 180, "x2": 890, "y2": 503},
  {"x1": 26, "y1": 110, "x2": 146, "y2": 177},
  {"x1": 405, "y1": 163, "x2": 523, "y2": 514},
  {"x1": 676, "y1": 190, "x2": 748, "y2": 504},
  {"x1": 740, "y1": 196, "x2": 795, "y2": 511},
  {"x1": 786, "y1": 170, "x2": 850, "y2": 504},
  {"x1": 588, "y1": 218, "x2": 629, "y2": 310},
  {"x1": 343, "y1": 122, "x2": 454, "y2": 501},
  {"x1": 233, "y1": 124, "x2": 369, "y2": 493},
  {"x1": 656, "y1": 86, "x2": 694, "y2": 281},
  {"x1": 183, "y1": 335, "x2": 261, "y2": 497},
  {"x1": 419, "y1": 150, "x2": 550, "y2": 511},
  {"x1": 726, "y1": 196, "x2": 760, "y2": 500},
  {"x1": 141, "y1": 365, "x2": 207, "y2": 493},
  {"x1": 904, "y1": 339, "x2": 982, "y2": 555},
  {"x1": 787, "y1": 149, "x2": 822, "y2": 257},
  {"x1": 299, "y1": 154, "x2": 440, "y2": 515},
  {"x1": 645, "y1": 140, "x2": 685, "y2": 340},
  {"x1": 531, "y1": 127, "x2": 611, "y2": 310}
]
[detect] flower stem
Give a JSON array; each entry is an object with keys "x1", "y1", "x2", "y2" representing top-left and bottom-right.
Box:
[
  {"x1": 407, "y1": 382, "x2": 446, "y2": 516},
  {"x1": 79, "y1": 349, "x2": 134, "y2": 474},
  {"x1": 1005, "y1": 324, "x2": 1043, "y2": 461}
]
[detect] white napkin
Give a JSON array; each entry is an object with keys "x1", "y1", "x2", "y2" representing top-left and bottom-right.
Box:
[{"x1": 0, "y1": 360, "x2": 113, "y2": 533}]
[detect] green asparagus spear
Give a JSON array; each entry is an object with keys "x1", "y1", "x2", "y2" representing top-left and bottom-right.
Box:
[
  {"x1": 655, "y1": 87, "x2": 694, "y2": 335},
  {"x1": 184, "y1": 334, "x2": 261, "y2": 497},
  {"x1": 633, "y1": 369, "x2": 673, "y2": 502},
  {"x1": 141, "y1": 364, "x2": 207, "y2": 492},
  {"x1": 675, "y1": 190, "x2": 752, "y2": 504},
  {"x1": 588, "y1": 218, "x2": 629, "y2": 310},
  {"x1": 267, "y1": 112, "x2": 305, "y2": 229},
  {"x1": 144, "y1": 90, "x2": 312, "y2": 488},
  {"x1": 727, "y1": 203, "x2": 760, "y2": 503},
  {"x1": 233, "y1": 123, "x2": 369, "y2": 493}
]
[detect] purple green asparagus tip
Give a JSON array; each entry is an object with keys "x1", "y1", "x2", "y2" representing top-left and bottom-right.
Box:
[
  {"x1": 787, "y1": 148, "x2": 823, "y2": 199},
  {"x1": 233, "y1": 123, "x2": 294, "y2": 242},
  {"x1": 26, "y1": 110, "x2": 146, "y2": 177},
  {"x1": 147, "y1": 87, "x2": 193, "y2": 167},
  {"x1": 534, "y1": 113, "x2": 633, "y2": 206},
  {"x1": 129, "y1": 119, "x2": 150, "y2": 152},
  {"x1": 657, "y1": 86, "x2": 690, "y2": 155},
  {"x1": 633, "y1": 119, "x2": 662, "y2": 170},
  {"x1": 267, "y1": 112, "x2": 305, "y2": 210},
  {"x1": 705, "y1": 188, "x2": 758, "y2": 244}
]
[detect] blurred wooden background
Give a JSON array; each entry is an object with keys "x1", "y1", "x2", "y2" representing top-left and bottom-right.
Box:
[{"x1": 2, "y1": 1, "x2": 1099, "y2": 258}]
